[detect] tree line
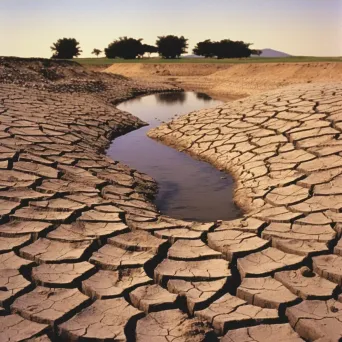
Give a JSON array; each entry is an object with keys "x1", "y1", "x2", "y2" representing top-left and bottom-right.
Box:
[
  {"x1": 51, "y1": 36, "x2": 261, "y2": 60},
  {"x1": 194, "y1": 39, "x2": 261, "y2": 59}
]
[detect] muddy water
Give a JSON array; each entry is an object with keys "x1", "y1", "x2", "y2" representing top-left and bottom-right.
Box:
[{"x1": 107, "y1": 92, "x2": 241, "y2": 222}]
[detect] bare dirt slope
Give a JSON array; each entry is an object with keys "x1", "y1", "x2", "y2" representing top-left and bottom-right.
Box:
[
  {"x1": 0, "y1": 57, "x2": 180, "y2": 104},
  {"x1": 105, "y1": 62, "x2": 342, "y2": 99},
  {"x1": 105, "y1": 63, "x2": 231, "y2": 77}
]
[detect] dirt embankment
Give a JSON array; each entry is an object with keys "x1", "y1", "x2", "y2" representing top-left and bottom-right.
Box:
[
  {"x1": 0, "y1": 57, "x2": 180, "y2": 104},
  {"x1": 105, "y1": 62, "x2": 342, "y2": 100}
]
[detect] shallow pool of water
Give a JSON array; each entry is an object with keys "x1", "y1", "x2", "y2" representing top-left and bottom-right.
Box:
[{"x1": 107, "y1": 91, "x2": 241, "y2": 222}]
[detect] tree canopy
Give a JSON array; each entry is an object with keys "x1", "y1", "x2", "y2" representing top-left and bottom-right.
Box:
[
  {"x1": 49, "y1": 36, "x2": 258, "y2": 60},
  {"x1": 91, "y1": 48, "x2": 102, "y2": 57},
  {"x1": 142, "y1": 44, "x2": 158, "y2": 57},
  {"x1": 193, "y1": 39, "x2": 216, "y2": 58},
  {"x1": 51, "y1": 38, "x2": 82, "y2": 59},
  {"x1": 104, "y1": 37, "x2": 144, "y2": 59},
  {"x1": 156, "y1": 35, "x2": 188, "y2": 59},
  {"x1": 193, "y1": 39, "x2": 253, "y2": 59},
  {"x1": 251, "y1": 49, "x2": 262, "y2": 56}
]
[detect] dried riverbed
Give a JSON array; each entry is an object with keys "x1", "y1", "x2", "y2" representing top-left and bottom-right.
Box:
[
  {"x1": 1, "y1": 57, "x2": 342, "y2": 342},
  {"x1": 108, "y1": 91, "x2": 241, "y2": 221}
]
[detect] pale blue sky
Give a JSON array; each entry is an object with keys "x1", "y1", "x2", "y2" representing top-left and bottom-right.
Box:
[{"x1": 1, "y1": 0, "x2": 341, "y2": 57}]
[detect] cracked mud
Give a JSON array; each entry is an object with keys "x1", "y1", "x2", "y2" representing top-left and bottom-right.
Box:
[{"x1": 1, "y1": 57, "x2": 342, "y2": 341}]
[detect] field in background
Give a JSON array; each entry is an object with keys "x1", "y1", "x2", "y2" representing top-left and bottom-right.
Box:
[{"x1": 74, "y1": 56, "x2": 342, "y2": 66}]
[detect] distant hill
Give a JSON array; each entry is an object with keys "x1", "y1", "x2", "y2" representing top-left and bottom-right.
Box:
[{"x1": 256, "y1": 49, "x2": 291, "y2": 58}]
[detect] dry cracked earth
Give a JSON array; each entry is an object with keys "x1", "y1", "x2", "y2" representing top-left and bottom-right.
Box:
[{"x1": 0, "y1": 57, "x2": 342, "y2": 342}]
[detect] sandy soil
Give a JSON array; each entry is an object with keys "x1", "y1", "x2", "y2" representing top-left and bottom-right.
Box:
[{"x1": 105, "y1": 62, "x2": 342, "y2": 100}]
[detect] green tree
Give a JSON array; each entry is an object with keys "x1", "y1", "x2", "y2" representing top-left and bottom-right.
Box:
[
  {"x1": 215, "y1": 40, "x2": 252, "y2": 58},
  {"x1": 251, "y1": 49, "x2": 262, "y2": 56},
  {"x1": 193, "y1": 39, "x2": 215, "y2": 58},
  {"x1": 142, "y1": 44, "x2": 158, "y2": 58},
  {"x1": 51, "y1": 38, "x2": 82, "y2": 59},
  {"x1": 104, "y1": 37, "x2": 143, "y2": 59},
  {"x1": 156, "y1": 35, "x2": 188, "y2": 59},
  {"x1": 193, "y1": 39, "x2": 253, "y2": 59},
  {"x1": 91, "y1": 48, "x2": 102, "y2": 57}
]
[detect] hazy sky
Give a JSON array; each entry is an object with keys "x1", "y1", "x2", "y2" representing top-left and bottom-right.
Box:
[{"x1": 1, "y1": 0, "x2": 341, "y2": 58}]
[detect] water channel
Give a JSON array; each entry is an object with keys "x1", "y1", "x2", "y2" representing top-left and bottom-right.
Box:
[{"x1": 107, "y1": 91, "x2": 241, "y2": 222}]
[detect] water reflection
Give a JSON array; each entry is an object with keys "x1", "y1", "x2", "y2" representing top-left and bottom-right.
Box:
[
  {"x1": 155, "y1": 92, "x2": 187, "y2": 104},
  {"x1": 196, "y1": 92, "x2": 212, "y2": 101},
  {"x1": 108, "y1": 92, "x2": 241, "y2": 222}
]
